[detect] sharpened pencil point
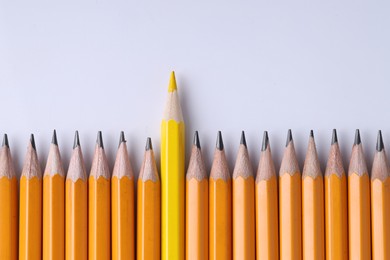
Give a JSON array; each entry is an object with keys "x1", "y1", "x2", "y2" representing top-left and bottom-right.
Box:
[
  {"x1": 2, "y1": 134, "x2": 9, "y2": 148},
  {"x1": 168, "y1": 71, "x2": 177, "y2": 92},
  {"x1": 193, "y1": 131, "x2": 201, "y2": 149},
  {"x1": 216, "y1": 131, "x2": 224, "y2": 151},
  {"x1": 52, "y1": 129, "x2": 58, "y2": 145},
  {"x1": 286, "y1": 129, "x2": 293, "y2": 147},
  {"x1": 240, "y1": 131, "x2": 247, "y2": 147},
  {"x1": 377, "y1": 130, "x2": 384, "y2": 152},
  {"x1": 30, "y1": 134, "x2": 36, "y2": 150},
  {"x1": 73, "y1": 131, "x2": 80, "y2": 149},
  {"x1": 261, "y1": 131, "x2": 269, "y2": 151},
  {"x1": 310, "y1": 130, "x2": 314, "y2": 137},
  {"x1": 332, "y1": 129, "x2": 338, "y2": 144},
  {"x1": 146, "y1": 137, "x2": 152, "y2": 151},
  {"x1": 354, "y1": 129, "x2": 361, "y2": 145},
  {"x1": 119, "y1": 131, "x2": 126, "y2": 147},
  {"x1": 97, "y1": 131, "x2": 104, "y2": 149}
]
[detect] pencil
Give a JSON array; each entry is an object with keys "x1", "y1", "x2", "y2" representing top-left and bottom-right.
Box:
[
  {"x1": 43, "y1": 130, "x2": 65, "y2": 260},
  {"x1": 371, "y1": 130, "x2": 390, "y2": 260},
  {"x1": 137, "y1": 137, "x2": 160, "y2": 260},
  {"x1": 302, "y1": 130, "x2": 324, "y2": 260},
  {"x1": 348, "y1": 129, "x2": 371, "y2": 259},
  {"x1": 65, "y1": 131, "x2": 87, "y2": 260},
  {"x1": 0, "y1": 134, "x2": 17, "y2": 260},
  {"x1": 19, "y1": 134, "x2": 42, "y2": 260},
  {"x1": 324, "y1": 129, "x2": 348, "y2": 259},
  {"x1": 279, "y1": 129, "x2": 302, "y2": 260},
  {"x1": 209, "y1": 131, "x2": 232, "y2": 260},
  {"x1": 112, "y1": 131, "x2": 135, "y2": 260},
  {"x1": 186, "y1": 131, "x2": 208, "y2": 260},
  {"x1": 89, "y1": 131, "x2": 111, "y2": 260},
  {"x1": 161, "y1": 71, "x2": 185, "y2": 260},
  {"x1": 233, "y1": 131, "x2": 255, "y2": 260},
  {"x1": 255, "y1": 131, "x2": 279, "y2": 260}
]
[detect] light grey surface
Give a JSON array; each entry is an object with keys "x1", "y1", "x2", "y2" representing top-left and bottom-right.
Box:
[{"x1": 0, "y1": 1, "x2": 389, "y2": 176}]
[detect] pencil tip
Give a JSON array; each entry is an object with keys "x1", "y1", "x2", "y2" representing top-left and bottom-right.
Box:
[
  {"x1": 261, "y1": 131, "x2": 269, "y2": 151},
  {"x1": 2, "y1": 134, "x2": 9, "y2": 148},
  {"x1": 96, "y1": 131, "x2": 104, "y2": 149},
  {"x1": 310, "y1": 130, "x2": 314, "y2": 137},
  {"x1": 145, "y1": 137, "x2": 152, "y2": 151},
  {"x1": 193, "y1": 131, "x2": 201, "y2": 149},
  {"x1": 354, "y1": 129, "x2": 361, "y2": 145},
  {"x1": 73, "y1": 131, "x2": 80, "y2": 149},
  {"x1": 168, "y1": 71, "x2": 177, "y2": 92},
  {"x1": 216, "y1": 131, "x2": 224, "y2": 150},
  {"x1": 240, "y1": 131, "x2": 247, "y2": 147},
  {"x1": 286, "y1": 129, "x2": 293, "y2": 147},
  {"x1": 332, "y1": 129, "x2": 338, "y2": 144},
  {"x1": 51, "y1": 129, "x2": 58, "y2": 145},
  {"x1": 30, "y1": 134, "x2": 36, "y2": 150},
  {"x1": 119, "y1": 131, "x2": 126, "y2": 147},
  {"x1": 377, "y1": 130, "x2": 384, "y2": 152}
]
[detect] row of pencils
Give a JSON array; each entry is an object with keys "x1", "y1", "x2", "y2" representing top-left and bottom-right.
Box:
[{"x1": 0, "y1": 128, "x2": 388, "y2": 260}]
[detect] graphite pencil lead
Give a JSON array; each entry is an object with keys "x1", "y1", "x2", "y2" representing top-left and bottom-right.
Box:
[
  {"x1": 73, "y1": 131, "x2": 80, "y2": 149},
  {"x1": 52, "y1": 129, "x2": 58, "y2": 145},
  {"x1": 332, "y1": 129, "x2": 338, "y2": 144},
  {"x1": 310, "y1": 130, "x2": 314, "y2": 137},
  {"x1": 354, "y1": 129, "x2": 361, "y2": 145},
  {"x1": 2, "y1": 134, "x2": 9, "y2": 148},
  {"x1": 193, "y1": 131, "x2": 201, "y2": 149},
  {"x1": 30, "y1": 134, "x2": 36, "y2": 150},
  {"x1": 216, "y1": 131, "x2": 224, "y2": 151},
  {"x1": 377, "y1": 130, "x2": 384, "y2": 152},
  {"x1": 240, "y1": 131, "x2": 247, "y2": 147},
  {"x1": 119, "y1": 131, "x2": 126, "y2": 146},
  {"x1": 286, "y1": 129, "x2": 293, "y2": 147},
  {"x1": 168, "y1": 71, "x2": 177, "y2": 92},
  {"x1": 96, "y1": 131, "x2": 104, "y2": 149},
  {"x1": 145, "y1": 137, "x2": 152, "y2": 151},
  {"x1": 261, "y1": 131, "x2": 269, "y2": 151}
]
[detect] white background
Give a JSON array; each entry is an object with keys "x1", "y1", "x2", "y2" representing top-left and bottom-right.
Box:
[{"x1": 0, "y1": 1, "x2": 389, "y2": 176}]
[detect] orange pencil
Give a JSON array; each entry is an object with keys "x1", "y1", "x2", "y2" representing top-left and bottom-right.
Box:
[
  {"x1": 137, "y1": 137, "x2": 160, "y2": 260},
  {"x1": 89, "y1": 131, "x2": 111, "y2": 260},
  {"x1": 348, "y1": 130, "x2": 371, "y2": 259},
  {"x1": 112, "y1": 132, "x2": 135, "y2": 260},
  {"x1": 232, "y1": 131, "x2": 255, "y2": 260},
  {"x1": 186, "y1": 131, "x2": 208, "y2": 260},
  {"x1": 19, "y1": 135, "x2": 42, "y2": 260},
  {"x1": 43, "y1": 130, "x2": 65, "y2": 260},
  {"x1": 255, "y1": 131, "x2": 279, "y2": 260},
  {"x1": 302, "y1": 130, "x2": 324, "y2": 260},
  {"x1": 279, "y1": 129, "x2": 302, "y2": 260},
  {"x1": 371, "y1": 130, "x2": 390, "y2": 259},
  {"x1": 65, "y1": 131, "x2": 87, "y2": 260},
  {"x1": 0, "y1": 134, "x2": 18, "y2": 260},
  {"x1": 324, "y1": 129, "x2": 348, "y2": 260},
  {"x1": 209, "y1": 131, "x2": 232, "y2": 260}
]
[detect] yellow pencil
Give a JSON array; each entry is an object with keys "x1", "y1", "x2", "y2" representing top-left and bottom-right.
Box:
[
  {"x1": 19, "y1": 134, "x2": 42, "y2": 260},
  {"x1": 279, "y1": 129, "x2": 302, "y2": 260},
  {"x1": 255, "y1": 131, "x2": 279, "y2": 260},
  {"x1": 112, "y1": 132, "x2": 135, "y2": 260},
  {"x1": 89, "y1": 131, "x2": 111, "y2": 260},
  {"x1": 65, "y1": 131, "x2": 87, "y2": 260},
  {"x1": 371, "y1": 130, "x2": 390, "y2": 259},
  {"x1": 324, "y1": 129, "x2": 348, "y2": 260},
  {"x1": 348, "y1": 130, "x2": 371, "y2": 259},
  {"x1": 302, "y1": 130, "x2": 324, "y2": 260},
  {"x1": 0, "y1": 134, "x2": 18, "y2": 260},
  {"x1": 43, "y1": 130, "x2": 65, "y2": 260},
  {"x1": 161, "y1": 71, "x2": 185, "y2": 260}
]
